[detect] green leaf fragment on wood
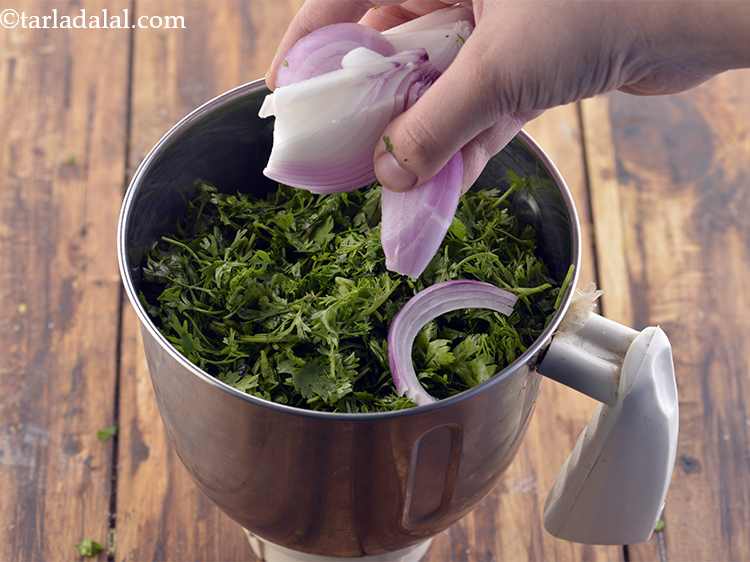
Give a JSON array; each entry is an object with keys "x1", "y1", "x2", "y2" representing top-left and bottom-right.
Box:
[
  {"x1": 96, "y1": 425, "x2": 117, "y2": 442},
  {"x1": 75, "y1": 539, "x2": 103, "y2": 557},
  {"x1": 140, "y1": 174, "x2": 562, "y2": 413},
  {"x1": 107, "y1": 528, "x2": 116, "y2": 557},
  {"x1": 654, "y1": 519, "x2": 665, "y2": 533}
]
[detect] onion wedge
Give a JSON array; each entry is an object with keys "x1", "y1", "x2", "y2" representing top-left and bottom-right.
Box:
[{"x1": 260, "y1": 48, "x2": 439, "y2": 194}]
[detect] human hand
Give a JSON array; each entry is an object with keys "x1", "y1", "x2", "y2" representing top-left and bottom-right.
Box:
[{"x1": 267, "y1": 1, "x2": 750, "y2": 193}]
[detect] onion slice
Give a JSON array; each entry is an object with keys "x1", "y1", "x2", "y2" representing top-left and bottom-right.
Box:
[
  {"x1": 276, "y1": 23, "x2": 396, "y2": 87},
  {"x1": 388, "y1": 281, "x2": 518, "y2": 405},
  {"x1": 381, "y1": 152, "x2": 463, "y2": 278}
]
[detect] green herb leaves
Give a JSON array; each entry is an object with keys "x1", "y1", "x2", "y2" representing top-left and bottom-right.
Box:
[{"x1": 141, "y1": 177, "x2": 561, "y2": 412}]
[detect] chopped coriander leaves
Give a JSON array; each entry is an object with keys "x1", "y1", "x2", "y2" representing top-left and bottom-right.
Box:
[
  {"x1": 96, "y1": 425, "x2": 117, "y2": 442},
  {"x1": 141, "y1": 177, "x2": 562, "y2": 412},
  {"x1": 75, "y1": 538, "x2": 103, "y2": 557},
  {"x1": 654, "y1": 519, "x2": 666, "y2": 533}
]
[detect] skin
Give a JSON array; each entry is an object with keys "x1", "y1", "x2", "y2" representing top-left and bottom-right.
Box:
[{"x1": 267, "y1": 1, "x2": 750, "y2": 193}]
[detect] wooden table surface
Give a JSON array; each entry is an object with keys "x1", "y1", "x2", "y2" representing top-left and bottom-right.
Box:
[{"x1": 1, "y1": 2, "x2": 748, "y2": 561}]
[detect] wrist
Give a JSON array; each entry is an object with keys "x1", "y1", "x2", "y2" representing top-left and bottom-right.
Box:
[
  {"x1": 642, "y1": 2, "x2": 750, "y2": 71},
  {"x1": 686, "y1": 2, "x2": 750, "y2": 70},
  {"x1": 711, "y1": 3, "x2": 750, "y2": 68}
]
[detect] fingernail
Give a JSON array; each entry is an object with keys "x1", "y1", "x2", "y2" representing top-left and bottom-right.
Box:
[{"x1": 374, "y1": 152, "x2": 417, "y2": 192}]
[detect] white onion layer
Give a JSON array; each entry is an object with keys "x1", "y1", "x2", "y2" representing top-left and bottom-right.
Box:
[{"x1": 383, "y1": 6, "x2": 474, "y2": 73}]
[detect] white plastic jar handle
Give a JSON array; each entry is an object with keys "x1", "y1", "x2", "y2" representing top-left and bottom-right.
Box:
[{"x1": 538, "y1": 313, "x2": 679, "y2": 545}]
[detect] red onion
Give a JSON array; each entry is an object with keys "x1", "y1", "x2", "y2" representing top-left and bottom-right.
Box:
[
  {"x1": 383, "y1": 6, "x2": 474, "y2": 72},
  {"x1": 388, "y1": 281, "x2": 518, "y2": 405},
  {"x1": 260, "y1": 48, "x2": 439, "y2": 194},
  {"x1": 276, "y1": 23, "x2": 396, "y2": 87},
  {"x1": 381, "y1": 152, "x2": 463, "y2": 279}
]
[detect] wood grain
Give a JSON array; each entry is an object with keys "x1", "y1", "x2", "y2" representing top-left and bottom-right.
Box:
[
  {"x1": 582, "y1": 72, "x2": 750, "y2": 562},
  {"x1": 115, "y1": 2, "x2": 303, "y2": 560},
  {"x1": 0, "y1": 0, "x2": 129, "y2": 560},
  {"x1": 419, "y1": 107, "x2": 620, "y2": 562}
]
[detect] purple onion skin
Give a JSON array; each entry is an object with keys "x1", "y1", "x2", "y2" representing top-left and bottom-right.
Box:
[
  {"x1": 276, "y1": 23, "x2": 396, "y2": 87},
  {"x1": 263, "y1": 157, "x2": 376, "y2": 194},
  {"x1": 381, "y1": 152, "x2": 464, "y2": 279}
]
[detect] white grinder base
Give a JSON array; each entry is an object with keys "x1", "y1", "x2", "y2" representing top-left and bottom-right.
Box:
[{"x1": 244, "y1": 530, "x2": 432, "y2": 562}]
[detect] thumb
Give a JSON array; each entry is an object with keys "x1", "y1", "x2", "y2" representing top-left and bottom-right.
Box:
[{"x1": 374, "y1": 30, "x2": 499, "y2": 192}]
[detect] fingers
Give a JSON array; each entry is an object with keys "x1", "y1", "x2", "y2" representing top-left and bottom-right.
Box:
[
  {"x1": 373, "y1": 28, "x2": 500, "y2": 192},
  {"x1": 359, "y1": 0, "x2": 458, "y2": 30},
  {"x1": 267, "y1": 0, "x2": 405, "y2": 89}
]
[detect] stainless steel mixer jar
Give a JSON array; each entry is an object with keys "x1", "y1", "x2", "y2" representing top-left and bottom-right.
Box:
[{"x1": 118, "y1": 79, "x2": 678, "y2": 560}]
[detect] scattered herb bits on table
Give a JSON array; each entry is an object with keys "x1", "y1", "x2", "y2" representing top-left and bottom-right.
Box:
[{"x1": 140, "y1": 175, "x2": 564, "y2": 413}]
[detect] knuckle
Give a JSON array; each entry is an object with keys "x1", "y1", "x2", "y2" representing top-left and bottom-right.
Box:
[
  {"x1": 489, "y1": 63, "x2": 524, "y2": 115},
  {"x1": 466, "y1": 34, "x2": 519, "y2": 115},
  {"x1": 467, "y1": 43, "x2": 503, "y2": 113}
]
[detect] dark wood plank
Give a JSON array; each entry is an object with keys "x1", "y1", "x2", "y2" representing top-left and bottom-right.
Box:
[
  {"x1": 423, "y1": 106, "x2": 619, "y2": 562},
  {"x1": 582, "y1": 71, "x2": 750, "y2": 562},
  {"x1": 116, "y1": 2, "x2": 303, "y2": 560},
  {"x1": 0, "y1": 1, "x2": 130, "y2": 560}
]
